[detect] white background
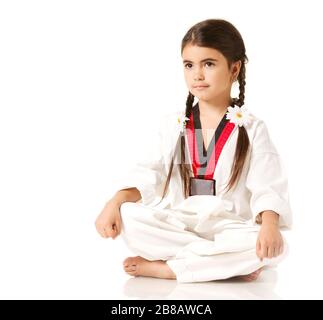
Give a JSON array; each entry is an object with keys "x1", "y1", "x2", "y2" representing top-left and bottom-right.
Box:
[{"x1": 0, "y1": 0, "x2": 322, "y2": 299}]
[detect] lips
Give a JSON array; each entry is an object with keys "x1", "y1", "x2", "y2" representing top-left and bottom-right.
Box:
[{"x1": 193, "y1": 84, "x2": 209, "y2": 88}]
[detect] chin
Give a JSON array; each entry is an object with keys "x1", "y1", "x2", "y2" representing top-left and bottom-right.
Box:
[{"x1": 194, "y1": 92, "x2": 210, "y2": 99}]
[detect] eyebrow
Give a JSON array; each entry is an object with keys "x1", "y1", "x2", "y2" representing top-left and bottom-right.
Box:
[{"x1": 182, "y1": 58, "x2": 219, "y2": 64}]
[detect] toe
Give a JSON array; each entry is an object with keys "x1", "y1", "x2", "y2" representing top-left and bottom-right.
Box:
[
  {"x1": 123, "y1": 256, "x2": 138, "y2": 267},
  {"x1": 237, "y1": 273, "x2": 256, "y2": 281},
  {"x1": 124, "y1": 265, "x2": 136, "y2": 272},
  {"x1": 127, "y1": 269, "x2": 138, "y2": 276},
  {"x1": 248, "y1": 272, "x2": 260, "y2": 281}
]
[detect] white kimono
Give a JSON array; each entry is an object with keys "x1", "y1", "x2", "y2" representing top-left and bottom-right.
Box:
[{"x1": 115, "y1": 107, "x2": 293, "y2": 283}]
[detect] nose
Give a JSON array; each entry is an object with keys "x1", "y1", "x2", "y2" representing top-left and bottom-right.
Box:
[{"x1": 193, "y1": 67, "x2": 204, "y2": 81}]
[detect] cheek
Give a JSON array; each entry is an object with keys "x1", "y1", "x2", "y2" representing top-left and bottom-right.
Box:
[
  {"x1": 208, "y1": 71, "x2": 231, "y2": 86},
  {"x1": 183, "y1": 71, "x2": 191, "y2": 81},
  {"x1": 207, "y1": 68, "x2": 224, "y2": 79},
  {"x1": 184, "y1": 75, "x2": 193, "y2": 87}
]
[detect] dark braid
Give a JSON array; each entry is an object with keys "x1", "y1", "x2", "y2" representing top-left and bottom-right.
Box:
[
  {"x1": 180, "y1": 92, "x2": 195, "y2": 197},
  {"x1": 186, "y1": 91, "x2": 195, "y2": 111},
  {"x1": 222, "y1": 61, "x2": 250, "y2": 194},
  {"x1": 232, "y1": 62, "x2": 246, "y2": 107},
  {"x1": 158, "y1": 92, "x2": 194, "y2": 203}
]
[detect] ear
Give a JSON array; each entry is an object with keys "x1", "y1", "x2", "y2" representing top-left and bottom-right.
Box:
[{"x1": 231, "y1": 60, "x2": 242, "y2": 81}]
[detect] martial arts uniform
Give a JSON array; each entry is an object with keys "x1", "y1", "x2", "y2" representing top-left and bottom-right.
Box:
[{"x1": 115, "y1": 102, "x2": 293, "y2": 283}]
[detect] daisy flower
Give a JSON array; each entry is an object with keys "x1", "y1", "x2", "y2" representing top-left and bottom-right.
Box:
[
  {"x1": 226, "y1": 105, "x2": 253, "y2": 128},
  {"x1": 177, "y1": 114, "x2": 190, "y2": 133}
]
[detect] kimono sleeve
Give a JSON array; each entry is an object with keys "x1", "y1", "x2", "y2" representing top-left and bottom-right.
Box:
[
  {"x1": 113, "y1": 117, "x2": 168, "y2": 206},
  {"x1": 245, "y1": 120, "x2": 293, "y2": 228}
]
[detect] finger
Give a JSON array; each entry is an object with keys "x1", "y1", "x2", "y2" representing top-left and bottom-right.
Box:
[
  {"x1": 256, "y1": 239, "x2": 261, "y2": 252},
  {"x1": 111, "y1": 225, "x2": 118, "y2": 239},
  {"x1": 257, "y1": 239, "x2": 264, "y2": 261},
  {"x1": 101, "y1": 228, "x2": 108, "y2": 238},
  {"x1": 256, "y1": 239, "x2": 261, "y2": 259},
  {"x1": 113, "y1": 222, "x2": 119, "y2": 235},
  {"x1": 104, "y1": 226, "x2": 115, "y2": 238},
  {"x1": 115, "y1": 220, "x2": 122, "y2": 235},
  {"x1": 261, "y1": 245, "x2": 268, "y2": 260},
  {"x1": 267, "y1": 246, "x2": 274, "y2": 259}
]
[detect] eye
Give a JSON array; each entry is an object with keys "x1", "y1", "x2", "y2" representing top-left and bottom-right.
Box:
[
  {"x1": 184, "y1": 63, "x2": 192, "y2": 69},
  {"x1": 205, "y1": 62, "x2": 214, "y2": 67}
]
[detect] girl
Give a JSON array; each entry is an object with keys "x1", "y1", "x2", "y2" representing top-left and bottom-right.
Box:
[{"x1": 95, "y1": 19, "x2": 293, "y2": 283}]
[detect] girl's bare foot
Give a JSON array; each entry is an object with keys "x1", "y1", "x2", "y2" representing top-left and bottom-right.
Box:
[
  {"x1": 233, "y1": 267, "x2": 263, "y2": 281},
  {"x1": 123, "y1": 256, "x2": 176, "y2": 280}
]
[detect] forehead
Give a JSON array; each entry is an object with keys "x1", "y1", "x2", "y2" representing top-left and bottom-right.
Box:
[{"x1": 182, "y1": 45, "x2": 224, "y2": 62}]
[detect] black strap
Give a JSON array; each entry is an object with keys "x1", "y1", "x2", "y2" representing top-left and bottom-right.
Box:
[{"x1": 192, "y1": 102, "x2": 228, "y2": 177}]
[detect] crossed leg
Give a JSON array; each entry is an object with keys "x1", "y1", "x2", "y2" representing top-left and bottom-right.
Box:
[{"x1": 122, "y1": 256, "x2": 263, "y2": 281}]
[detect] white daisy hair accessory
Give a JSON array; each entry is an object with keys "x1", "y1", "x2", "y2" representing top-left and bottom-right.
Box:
[
  {"x1": 177, "y1": 113, "x2": 190, "y2": 133},
  {"x1": 226, "y1": 105, "x2": 253, "y2": 128}
]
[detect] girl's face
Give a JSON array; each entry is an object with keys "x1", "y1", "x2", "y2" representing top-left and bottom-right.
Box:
[{"x1": 182, "y1": 44, "x2": 241, "y2": 102}]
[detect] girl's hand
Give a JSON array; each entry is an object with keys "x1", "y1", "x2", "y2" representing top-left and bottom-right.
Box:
[
  {"x1": 256, "y1": 211, "x2": 284, "y2": 261},
  {"x1": 95, "y1": 199, "x2": 122, "y2": 240}
]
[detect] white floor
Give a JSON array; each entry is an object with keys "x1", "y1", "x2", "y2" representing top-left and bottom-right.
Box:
[{"x1": 1, "y1": 219, "x2": 322, "y2": 300}]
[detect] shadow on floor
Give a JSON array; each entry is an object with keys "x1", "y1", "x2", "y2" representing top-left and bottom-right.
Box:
[{"x1": 123, "y1": 266, "x2": 281, "y2": 300}]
